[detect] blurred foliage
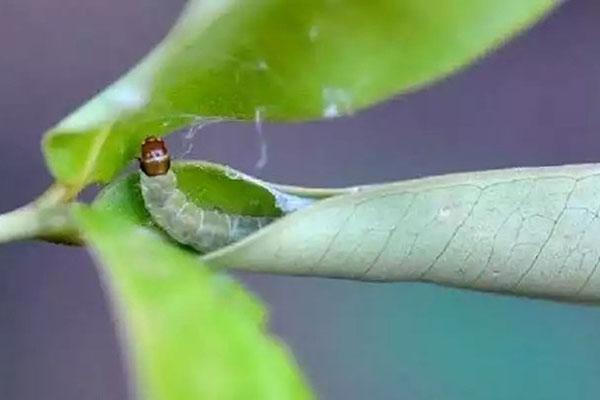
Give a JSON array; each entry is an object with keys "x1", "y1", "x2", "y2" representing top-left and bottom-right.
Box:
[
  {"x1": 43, "y1": 0, "x2": 556, "y2": 189},
  {"x1": 77, "y1": 207, "x2": 312, "y2": 400}
]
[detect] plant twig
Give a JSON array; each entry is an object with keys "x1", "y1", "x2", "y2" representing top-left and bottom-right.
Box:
[
  {"x1": 0, "y1": 204, "x2": 81, "y2": 245},
  {"x1": 0, "y1": 183, "x2": 83, "y2": 245}
]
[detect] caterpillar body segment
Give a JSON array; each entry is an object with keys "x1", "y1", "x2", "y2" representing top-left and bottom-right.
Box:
[
  {"x1": 140, "y1": 170, "x2": 275, "y2": 253},
  {"x1": 139, "y1": 136, "x2": 280, "y2": 253}
]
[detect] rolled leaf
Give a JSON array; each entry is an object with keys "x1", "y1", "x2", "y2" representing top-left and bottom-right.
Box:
[
  {"x1": 96, "y1": 161, "x2": 600, "y2": 302},
  {"x1": 205, "y1": 164, "x2": 600, "y2": 303}
]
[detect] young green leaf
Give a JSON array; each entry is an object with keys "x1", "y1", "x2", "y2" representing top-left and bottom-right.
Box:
[
  {"x1": 44, "y1": 0, "x2": 558, "y2": 188},
  {"x1": 93, "y1": 162, "x2": 300, "y2": 225},
  {"x1": 76, "y1": 206, "x2": 313, "y2": 400}
]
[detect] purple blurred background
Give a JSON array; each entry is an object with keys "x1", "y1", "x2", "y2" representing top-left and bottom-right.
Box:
[{"x1": 2, "y1": 1, "x2": 600, "y2": 399}]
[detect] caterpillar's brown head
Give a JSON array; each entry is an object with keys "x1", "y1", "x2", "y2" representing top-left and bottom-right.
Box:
[{"x1": 140, "y1": 136, "x2": 171, "y2": 176}]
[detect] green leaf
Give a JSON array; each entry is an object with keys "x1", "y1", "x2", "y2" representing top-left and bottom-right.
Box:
[
  {"x1": 76, "y1": 206, "x2": 313, "y2": 400},
  {"x1": 209, "y1": 164, "x2": 600, "y2": 303},
  {"x1": 43, "y1": 0, "x2": 558, "y2": 187},
  {"x1": 94, "y1": 161, "x2": 294, "y2": 225},
  {"x1": 97, "y1": 161, "x2": 600, "y2": 303}
]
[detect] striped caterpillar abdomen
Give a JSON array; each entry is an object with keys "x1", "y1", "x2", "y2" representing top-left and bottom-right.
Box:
[
  {"x1": 138, "y1": 136, "x2": 280, "y2": 253},
  {"x1": 140, "y1": 170, "x2": 275, "y2": 253}
]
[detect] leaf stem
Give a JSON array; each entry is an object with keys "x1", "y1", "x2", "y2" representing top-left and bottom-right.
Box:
[{"x1": 0, "y1": 185, "x2": 83, "y2": 245}]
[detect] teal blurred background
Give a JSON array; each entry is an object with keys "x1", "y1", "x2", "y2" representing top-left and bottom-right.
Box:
[{"x1": 2, "y1": 1, "x2": 600, "y2": 399}]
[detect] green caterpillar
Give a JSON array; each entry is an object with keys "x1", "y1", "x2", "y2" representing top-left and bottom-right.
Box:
[{"x1": 138, "y1": 136, "x2": 312, "y2": 253}]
